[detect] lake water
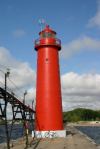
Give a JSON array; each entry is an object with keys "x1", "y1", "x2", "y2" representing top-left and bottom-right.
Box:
[
  {"x1": 76, "y1": 126, "x2": 100, "y2": 145},
  {"x1": 0, "y1": 125, "x2": 100, "y2": 145},
  {"x1": 0, "y1": 124, "x2": 33, "y2": 143}
]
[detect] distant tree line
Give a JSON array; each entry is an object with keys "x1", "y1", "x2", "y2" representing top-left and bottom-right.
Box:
[{"x1": 63, "y1": 108, "x2": 100, "y2": 122}]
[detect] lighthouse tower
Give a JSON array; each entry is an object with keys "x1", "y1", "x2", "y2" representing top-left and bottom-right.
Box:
[{"x1": 34, "y1": 25, "x2": 66, "y2": 138}]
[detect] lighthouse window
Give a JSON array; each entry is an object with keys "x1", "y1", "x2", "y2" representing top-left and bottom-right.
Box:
[
  {"x1": 41, "y1": 32, "x2": 55, "y2": 38},
  {"x1": 46, "y1": 58, "x2": 48, "y2": 61}
]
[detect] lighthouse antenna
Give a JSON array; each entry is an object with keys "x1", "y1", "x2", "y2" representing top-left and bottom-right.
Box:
[{"x1": 38, "y1": 18, "x2": 46, "y2": 31}]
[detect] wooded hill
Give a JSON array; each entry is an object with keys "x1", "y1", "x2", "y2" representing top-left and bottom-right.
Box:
[{"x1": 63, "y1": 108, "x2": 100, "y2": 122}]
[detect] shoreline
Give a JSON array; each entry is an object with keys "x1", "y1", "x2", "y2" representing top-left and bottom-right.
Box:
[{"x1": 66, "y1": 121, "x2": 100, "y2": 127}]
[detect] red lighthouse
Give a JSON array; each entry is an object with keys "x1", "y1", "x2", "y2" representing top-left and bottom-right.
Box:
[{"x1": 34, "y1": 25, "x2": 66, "y2": 138}]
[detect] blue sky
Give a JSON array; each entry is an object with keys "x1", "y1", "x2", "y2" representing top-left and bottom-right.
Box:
[
  {"x1": 0, "y1": 0, "x2": 100, "y2": 111},
  {"x1": 0, "y1": 0, "x2": 100, "y2": 72}
]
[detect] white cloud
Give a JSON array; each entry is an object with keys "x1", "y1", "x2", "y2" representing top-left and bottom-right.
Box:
[
  {"x1": 0, "y1": 47, "x2": 36, "y2": 101},
  {"x1": 61, "y1": 72, "x2": 100, "y2": 111},
  {"x1": 60, "y1": 36, "x2": 100, "y2": 58},
  {"x1": 0, "y1": 47, "x2": 100, "y2": 116},
  {"x1": 87, "y1": 0, "x2": 100, "y2": 28},
  {"x1": 0, "y1": 46, "x2": 36, "y2": 118},
  {"x1": 12, "y1": 29, "x2": 26, "y2": 38},
  {"x1": 61, "y1": 3, "x2": 100, "y2": 59}
]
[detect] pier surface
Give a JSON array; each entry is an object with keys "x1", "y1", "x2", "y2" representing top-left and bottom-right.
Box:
[{"x1": 0, "y1": 126, "x2": 100, "y2": 149}]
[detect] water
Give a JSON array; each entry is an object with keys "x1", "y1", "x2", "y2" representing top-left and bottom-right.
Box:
[
  {"x1": 0, "y1": 125, "x2": 100, "y2": 145},
  {"x1": 0, "y1": 124, "x2": 33, "y2": 144},
  {"x1": 76, "y1": 126, "x2": 100, "y2": 145}
]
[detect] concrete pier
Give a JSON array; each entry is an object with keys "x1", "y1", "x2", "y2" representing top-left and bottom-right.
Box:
[{"x1": 0, "y1": 126, "x2": 100, "y2": 149}]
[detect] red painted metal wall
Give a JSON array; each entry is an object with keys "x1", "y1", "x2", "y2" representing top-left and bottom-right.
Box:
[{"x1": 35, "y1": 25, "x2": 63, "y2": 131}]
